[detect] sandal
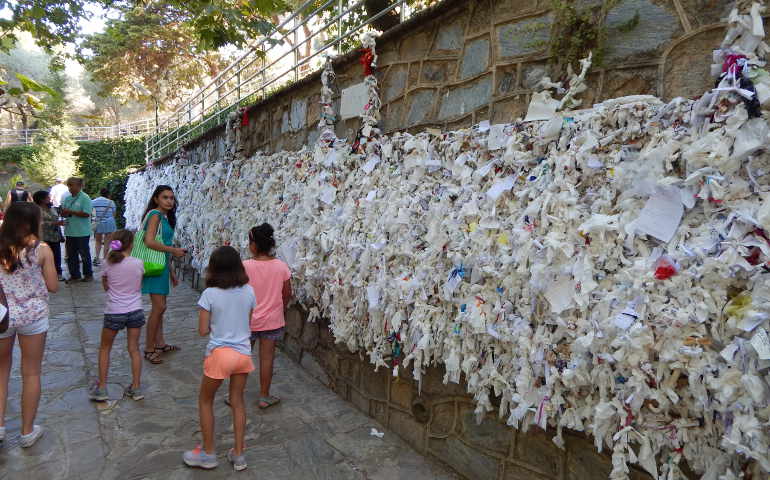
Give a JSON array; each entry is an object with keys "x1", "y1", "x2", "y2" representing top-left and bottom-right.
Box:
[
  {"x1": 144, "y1": 350, "x2": 163, "y2": 364},
  {"x1": 258, "y1": 396, "x2": 281, "y2": 409},
  {"x1": 156, "y1": 344, "x2": 181, "y2": 353}
]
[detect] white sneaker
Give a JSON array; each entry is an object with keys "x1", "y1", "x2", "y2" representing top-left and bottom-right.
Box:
[
  {"x1": 20, "y1": 425, "x2": 43, "y2": 448},
  {"x1": 0, "y1": 426, "x2": 5, "y2": 443}
]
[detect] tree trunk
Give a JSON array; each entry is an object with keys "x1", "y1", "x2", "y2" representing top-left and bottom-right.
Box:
[{"x1": 365, "y1": 0, "x2": 400, "y2": 32}]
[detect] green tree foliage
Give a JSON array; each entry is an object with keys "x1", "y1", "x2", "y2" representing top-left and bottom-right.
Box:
[
  {"x1": 81, "y1": 4, "x2": 230, "y2": 110},
  {"x1": 20, "y1": 71, "x2": 77, "y2": 185},
  {"x1": 0, "y1": 0, "x2": 98, "y2": 52},
  {"x1": 74, "y1": 137, "x2": 145, "y2": 227}
]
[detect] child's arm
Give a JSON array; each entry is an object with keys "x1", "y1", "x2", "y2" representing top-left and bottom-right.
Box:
[
  {"x1": 282, "y1": 279, "x2": 293, "y2": 307},
  {"x1": 198, "y1": 308, "x2": 211, "y2": 336},
  {"x1": 101, "y1": 273, "x2": 109, "y2": 292}
]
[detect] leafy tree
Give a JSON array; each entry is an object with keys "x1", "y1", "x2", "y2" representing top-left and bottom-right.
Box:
[
  {"x1": 0, "y1": 0, "x2": 99, "y2": 52},
  {"x1": 81, "y1": 4, "x2": 232, "y2": 111}
]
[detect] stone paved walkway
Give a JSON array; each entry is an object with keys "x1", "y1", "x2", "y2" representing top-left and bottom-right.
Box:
[{"x1": 0, "y1": 272, "x2": 457, "y2": 479}]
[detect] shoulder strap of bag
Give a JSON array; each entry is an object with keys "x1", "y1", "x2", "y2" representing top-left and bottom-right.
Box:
[{"x1": 142, "y1": 210, "x2": 164, "y2": 238}]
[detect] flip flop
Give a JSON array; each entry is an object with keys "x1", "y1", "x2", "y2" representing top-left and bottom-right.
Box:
[
  {"x1": 258, "y1": 396, "x2": 281, "y2": 409},
  {"x1": 144, "y1": 350, "x2": 162, "y2": 364}
]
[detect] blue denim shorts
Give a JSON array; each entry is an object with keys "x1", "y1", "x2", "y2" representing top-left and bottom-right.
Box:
[
  {"x1": 104, "y1": 309, "x2": 145, "y2": 331},
  {"x1": 250, "y1": 327, "x2": 285, "y2": 347}
]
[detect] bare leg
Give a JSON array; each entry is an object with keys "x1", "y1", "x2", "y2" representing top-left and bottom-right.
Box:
[
  {"x1": 18, "y1": 332, "x2": 46, "y2": 435},
  {"x1": 145, "y1": 294, "x2": 166, "y2": 354},
  {"x1": 228, "y1": 373, "x2": 248, "y2": 456},
  {"x1": 199, "y1": 375, "x2": 223, "y2": 455},
  {"x1": 0, "y1": 335, "x2": 15, "y2": 428},
  {"x1": 258, "y1": 338, "x2": 276, "y2": 399},
  {"x1": 103, "y1": 232, "x2": 112, "y2": 259},
  {"x1": 94, "y1": 233, "x2": 104, "y2": 261},
  {"x1": 97, "y1": 328, "x2": 118, "y2": 389},
  {"x1": 126, "y1": 328, "x2": 142, "y2": 389}
]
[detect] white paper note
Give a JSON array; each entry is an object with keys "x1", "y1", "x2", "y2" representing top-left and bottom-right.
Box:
[
  {"x1": 487, "y1": 124, "x2": 508, "y2": 151},
  {"x1": 545, "y1": 276, "x2": 574, "y2": 314},
  {"x1": 362, "y1": 155, "x2": 380, "y2": 174},
  {"x1": 524, "y1": 91, "x2": 559, "y2": 122},
  {"x1": 751, "y1": 327, "x2": 770, "y2": 360},
  {"x1": 367, "y1": 285, "x2": 381, "y2": 311},
  {"x1": 319, "y1": 185, "x2": 337, "y2": 205},
  {"x1": 486, "y1": 176, "x2": 516, "y2": 201},
  {"x1": 340, "y1": 82, "x2": 368, "y2": 119},
  {"x1": 634, "y1": 186, "x2": 684, "y2": 243}
]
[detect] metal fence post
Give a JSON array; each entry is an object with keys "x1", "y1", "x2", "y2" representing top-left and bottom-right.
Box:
[
  {"x1": 337, "y1": 0, "x2": 343, "y2": 53},
  {"x1": 294, "y1": 16, "x2": 300, "y2": 83}
]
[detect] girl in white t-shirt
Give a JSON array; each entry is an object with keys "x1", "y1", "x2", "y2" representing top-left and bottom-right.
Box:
[{"x1": 183, "y1": 246, "x2": 255, "y2": 472}]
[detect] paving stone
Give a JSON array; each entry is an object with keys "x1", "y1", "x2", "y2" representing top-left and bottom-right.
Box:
[
  {"x1": 0, "y1": 257, "x2": 457, "y2": 480},
  {"x1": 460, "y1": 36, "x2": 490, "y2": 80}
]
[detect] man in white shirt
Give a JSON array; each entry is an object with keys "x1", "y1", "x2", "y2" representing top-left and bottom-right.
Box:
[{"x1": 50, "y1": 178, "x2": 69, "y2": 209}]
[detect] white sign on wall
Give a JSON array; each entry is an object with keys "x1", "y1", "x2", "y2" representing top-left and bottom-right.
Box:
[{"x1": 340, "y1": 82, "x2": 368, "y2": 120}]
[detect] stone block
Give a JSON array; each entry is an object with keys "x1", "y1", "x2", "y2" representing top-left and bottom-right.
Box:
[
  {"x1": 338, "y1": 355, "x2": 361, "y2": 389},
  {"x1": 433, "y1": 17, "x2": 464, "y2": 53},
  {"x1": 496, "y1": 15, "x2": 551, "y2": 59},
  {"x1": 361, "y1": 365, "x2": 388, "y2": 401},
  {"x1": 289, "y1": 97, "x2": 307, "y2": 131},
  {"x1": 438, "y1": 75, "x2": 492, "y2": 120},
  {"x1": 428, "y1": 436, "x2": 500, "y2": 480},
  {"x1": 283, "y1": 336, "x2": 303, "y2": 363},
  {"x1": 350, "y1": 387, "x2": 370, "y2": 414},
  {"x1": 497, "y1": 65, "x2": 517, "y2": 95},
  {"x1": 429, "y1": 401, "x2": 455, "y2": 437},
  {"x1": 467, "y1": 0, "x2": 491, "y2": 37},
  {"x1": 390, "y1": 378, "x2": 414, "y2": 409},
  {"x1": 300, "y1": 320, "x2": 319, "y2": 351},
  {"x1": 504, "y1": 463, "x2": 552, "y2": 480},
  {"x1": 306, "y1": 93, "x2": 321, "y2": 125},
  {"x1": 662, "y1": 26, "x2": 724, "y2": 100},
  {"x1": 601, "y1": 66, "x2": 658, "y2": 100},
  {"x1": 383, "y1": 98, "x2": 404, "y2": 132},
  {"x1": 285, "y1": 307, "x2": 304, "y2": 338},
  {"x1": 420, "y1": 365, "x2": 469, "y2": 397},
  {"x1": 378, "y1": 42, "x2": 400, "y2": 66},
  {"x1": 406, "y1": 89, "x2": 436, "y2": 126},
  {"x1": 372, "y1": 400, "x2": 388, "y2": 426},
  {"x1": 514, "y1": 428, "x2": 564, "y2": 478},
  {"x1": 679, "y1": 0, "x2": 731, "y2": 28},
  {"x1": 460, "y1": 407, "x2": 513, "y2": 456},
  {"x1": 460, "y1": 36, "x2": 491, "y2": 80},
  {"x1": 421, "y1": 60, "x2": 456, "y2": 84},
  {"x1": 389, "y1": 409, "x2": 426, "y2": 452},
  {"x1": 383, "y1": 65, "x2": 408, "y2": 102},
  {"x1": 400, "y1": 30, "x2": 432, "y2": 61},
  {"x1": 408, "y1": 62, "x2": 420, "y2": 87},
  {"x1": 566, "y1": 434, "x2": 611, "y2": 480},
  {"x1": 300, "y1": 351, "x2": 330, "y2": 385},
  {"x1": 495, "y1": 0, "x2": 541, "y2": 19},
  {"x1": 604, "y1": 0, "x2": 681, "y2": 61},
  {"x1": 492, "y1": 96, "x2": 528, "y2": 124}
]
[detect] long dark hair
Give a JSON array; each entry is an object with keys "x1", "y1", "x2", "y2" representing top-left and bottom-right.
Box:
[
  {"x1": 0, "y1": 202, "x2": 41, "y2": 273},
  {"x1": 107, "y1": 230, "x2": 134, "y2": 265},
  {"x1": 205, "y1": 246, "x2": 249, "y2": 289},
  {"x1": 32, "y1": 190, "x2": 50, "y2": 206},
  {"x1": 249, "y1": 223, "x2": 276, "y2": 255},
  {"x1": 143, "y1": 185, "x2": 177, "y2": 228}
]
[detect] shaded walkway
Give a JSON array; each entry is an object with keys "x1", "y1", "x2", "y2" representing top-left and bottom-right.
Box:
[{"x1": 0, "y1": 273, "x2": 457, "y2": 479}]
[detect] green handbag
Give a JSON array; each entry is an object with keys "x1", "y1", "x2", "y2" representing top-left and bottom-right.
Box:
[{"x1": 131, "y1": 212, "x2": 166, "y2": 277}]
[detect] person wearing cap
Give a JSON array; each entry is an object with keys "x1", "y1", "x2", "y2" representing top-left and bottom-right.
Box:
[
  {"x1": 3, "y1": 181, "x2": 31, "y2": 210},
  {"x1": 49, "y1": 178, "x2": 69, "y2": 209},
  {"x1": 61, "y1": 177, "x2": 93, "y2": 282}
]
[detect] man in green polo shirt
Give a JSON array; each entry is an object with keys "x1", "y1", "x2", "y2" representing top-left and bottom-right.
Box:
[{"x1": 61, "y1": 177, "x2": 94, "y2": 282}]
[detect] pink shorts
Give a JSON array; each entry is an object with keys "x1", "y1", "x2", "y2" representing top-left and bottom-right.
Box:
[{"x1": 203, "y1": 347, "x2": 255, "y2": 379}]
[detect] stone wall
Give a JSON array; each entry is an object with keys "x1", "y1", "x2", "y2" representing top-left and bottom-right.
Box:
[
  {"x1": 165, "y1": 2, "x2": 740, "y2": 478},
  {"x1": 279, "y1": 306, "x2": 661, "y2": 480},
  {"x1": 168, "y1": 0, "x2": 734, "y2": 165}
]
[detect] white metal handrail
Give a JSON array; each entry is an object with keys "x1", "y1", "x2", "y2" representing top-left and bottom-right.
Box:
[
  {"x1": 145, "y1": 0, "x2": 424, "y2": 164},
  {"x1": 0, "y1": 117, "x2": 166, "y2": 147}
]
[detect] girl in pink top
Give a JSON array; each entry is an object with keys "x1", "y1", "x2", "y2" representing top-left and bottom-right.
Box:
[
  {"x1": 90, "y1": 230, "x2": 146, "y2": 402},
  {"x1": 243, "y1": 223, "x2": 292, "y2": 409}
]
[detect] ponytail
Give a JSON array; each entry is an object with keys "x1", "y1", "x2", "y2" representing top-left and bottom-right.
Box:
[
  {"x1": 107, "y1": 230, "x2": 134, "y2": 264},
  {"x1": 249, "y1": 223, "x2": 276, "y2": 255}
]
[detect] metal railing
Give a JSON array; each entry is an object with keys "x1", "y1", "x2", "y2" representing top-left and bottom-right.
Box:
[
  {"x1": 145, "y1": 0, "x2": 426, "y2": 164},
  {"x1": 0, "y1": 117, "x2": 165, "y2": 147}
]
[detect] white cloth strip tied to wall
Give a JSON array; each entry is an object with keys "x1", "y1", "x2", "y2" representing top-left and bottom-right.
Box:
[{"x1": 126, "y1": 4, "x2": 770, "y2": 479}]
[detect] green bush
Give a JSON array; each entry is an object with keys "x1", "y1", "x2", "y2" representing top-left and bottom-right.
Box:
[
  {"x1": 0, "y1": 145, "x2": 40, "y2": 167},
  {"x1": 75, "y1": 137, "x2": 145, "y2": 228}
]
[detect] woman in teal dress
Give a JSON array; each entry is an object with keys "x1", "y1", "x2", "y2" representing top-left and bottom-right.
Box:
[{"x1": 141, "y1": 186, "x2": 187, "y2": 364}]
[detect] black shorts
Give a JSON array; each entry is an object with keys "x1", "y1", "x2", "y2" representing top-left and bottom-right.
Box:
[
  {"x1": 103, "y1": 310, "x2": 145, "y2": 331},
  {"x1": 250, "y1": 327, "x2": 285, "y2": 348}
]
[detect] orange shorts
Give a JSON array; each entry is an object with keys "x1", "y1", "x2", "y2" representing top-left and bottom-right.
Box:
[{"x1": 203, "y1": 347, "x2": 255, "y2": 379}]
